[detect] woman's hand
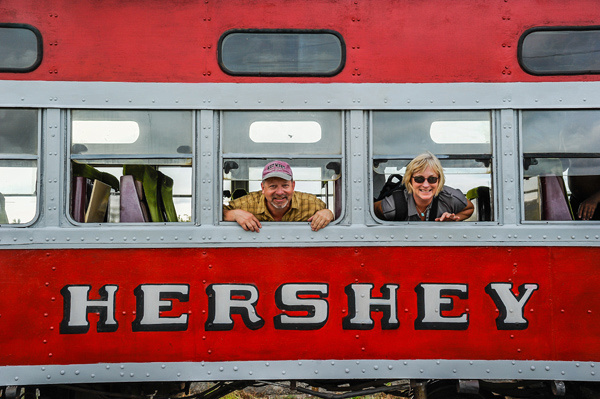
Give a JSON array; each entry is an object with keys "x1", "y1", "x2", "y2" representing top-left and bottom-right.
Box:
[
  {"x1": 435, "y1": 199, "x2": 474, "y2": 222},
  {"x1": 436, "y1": 212, "x2": 461, "y2": 221}
]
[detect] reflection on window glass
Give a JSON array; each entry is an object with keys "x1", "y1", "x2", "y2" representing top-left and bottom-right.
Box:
[
  {"x1": 0, "y1": 108, "x2": 38, "y2": 155},
  {"x1": 219, "y1": 30, "x2": 344, "y2": 76},
  {"x1": 523, "y1": 110, "x2": 600, "y2": 221},
  {"x1": 70, "y1": 110, "x2": 193, "y2": 224},
  {"x1": 72, "y1": 121, "x2": 140, "y2": 144},
  {"x1": 0, "y1": 24, "x2": 42, "y2": 72},
  {"x1": 430, "y1": 121, "x2": 490, "y2": 144},
  {"x1": 0, "y1": 162, "x2": 37, "y2": 224},
  {"x1": 373, "y1": 111, "x2": 492, "y2": 156},
  {"x1": 223, "y1": 111, "x2": 341, "y2": 155},
  {"x1": 72, "y1": 110, "x2": 192, "y2": 156},
  {"x1": 372, "y1": 111, "x2": 493, "y2": 222},
  {"x1": 520, "y1": 28, "x2": 600, "y2": 75},
  {"x1": 249, "y1": 121, "x2": 322, "y2": 143},
  {"x1": 0, "y1": 109, "x2": 38, "y2": 225}
]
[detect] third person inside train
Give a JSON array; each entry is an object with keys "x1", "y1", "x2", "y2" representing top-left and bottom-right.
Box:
[{"x1": 374, "y1": 152, "x2": 474, "y2": 221}]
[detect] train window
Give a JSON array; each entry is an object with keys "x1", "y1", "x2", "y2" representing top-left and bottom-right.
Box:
[
  {"x1": 70, "y1": 110, "x2": 193, "y2": 223},
  {"x1": 522, "y1": 110, "x2": 600, "y2": 221},
  {"x1": 0, "y1": 109, "x2": 39, "y2": 224},
  {"x1": 519, "y1": 27, "x2": 600, "y2": 75},
  {"x1": 0, "y1": 24, "x2": 42, "y2": 72},
  {"x1": 372, "y1": 111, "x2": 493, "y2": 221},
  {"x1": 218, "y1": 30, "x2": 345, "y2": 76},
  {"x1": 222, "y1": 111, "x2": 342, "y2": 218}
]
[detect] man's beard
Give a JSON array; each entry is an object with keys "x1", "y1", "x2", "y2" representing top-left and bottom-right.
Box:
[{"x1": 270, "y1": 196, "x2": 289, "y2": 209}]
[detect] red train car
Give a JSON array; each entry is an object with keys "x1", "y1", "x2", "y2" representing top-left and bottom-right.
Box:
[{"x1": 1, "y1": 1, "x2": 600, "y2": 398}]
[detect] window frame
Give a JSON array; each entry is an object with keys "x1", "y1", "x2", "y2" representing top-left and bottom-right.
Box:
[
  {"x1": 369, "y1": 110, "x2": 496, "y2": 223},
  {"x1": 0, "y1": 23, "x2": 43, "y2": 73},
  {"x1": 67, "y1": 109, "x2": 195, "y2": 225},
  {"x1": 519, "y1": 109, "x2": 600, "y2": 223},
  {"x1": 518, "y1": 25, "x2": 600, "y2": 76},
  {"x1": 219, "y1": 110, "x2": 346, "y2": 225},
  {"x1": 0, "y1": 108, "x2": 41, "y2": 226},
  {"x1": 217, "y1": 29, "x2": 346, "y2": 77}
]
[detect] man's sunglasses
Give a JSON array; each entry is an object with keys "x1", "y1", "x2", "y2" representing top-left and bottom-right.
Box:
[{"x1": 412, "y1": 175, "x2": 439, "y2": 184}]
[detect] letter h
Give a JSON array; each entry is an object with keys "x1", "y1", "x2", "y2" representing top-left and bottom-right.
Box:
[
  {"x1": 60, "y1": 285, "x2": 118, "y2": 334},
  {"x1": 343, "y1": 284, "x2": 399, "y2": 330}
]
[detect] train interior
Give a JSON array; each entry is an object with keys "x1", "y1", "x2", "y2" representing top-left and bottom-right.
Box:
[
  {"x1": 68, "y1": 110, "x2": 193, "y2": 223},
  {"x1": 522, "y1": 110, "x2": 600, "y2": 221}
]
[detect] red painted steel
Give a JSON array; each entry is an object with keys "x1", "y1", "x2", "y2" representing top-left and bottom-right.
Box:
[
  {"x1": 0, "y1": 247, "x2": 598, "y2": 366},
  {"x1": 1, "y1": 0, "x2": 599, "y2": 83}
]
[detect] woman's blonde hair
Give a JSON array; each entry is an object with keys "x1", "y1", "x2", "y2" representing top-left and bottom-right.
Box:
[{"x1": 402, "y1": 152, "x2": 445, "y2": 196}]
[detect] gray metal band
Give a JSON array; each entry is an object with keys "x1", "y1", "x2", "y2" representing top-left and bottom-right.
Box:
[
  {"x1": 2, "y1": 359, "x2": 598, "y2": 386},
  {"x1": 0, "y1": 80, "x2": 599, "y2": 248}
]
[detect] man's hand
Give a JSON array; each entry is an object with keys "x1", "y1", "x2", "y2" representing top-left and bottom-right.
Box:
[
  {"x1": 224, "y1": 209, "x2": 262, "y2": 232},
  {"x1": 308, "y1": 209, "x2": 334, "y2": 231},
  {"x1": 578, "y1": 194, "x2": 600, "y2": 220}
]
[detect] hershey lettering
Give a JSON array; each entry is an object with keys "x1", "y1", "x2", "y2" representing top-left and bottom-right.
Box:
[{"x1": 60, "y1": 282, "x2": 538, "y2": 334}]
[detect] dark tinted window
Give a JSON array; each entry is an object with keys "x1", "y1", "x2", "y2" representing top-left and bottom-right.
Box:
[
  {"x1": 0, "y1": 24, "x2": 42, "y2": 72},
  {"x1": 0, "y1": 108, "x2": 38, "y2": 155},
  {"x1": 219, "y1": 30, "x2": 345, "y2": 76},
  {"x1": 519, "y1": 27, "x2": 600, "y2": 75}
]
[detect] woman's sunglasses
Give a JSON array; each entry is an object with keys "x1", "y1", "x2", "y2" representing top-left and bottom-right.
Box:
[{"x1": 412, "y1": 175, "x2": 439, "y2": 184}]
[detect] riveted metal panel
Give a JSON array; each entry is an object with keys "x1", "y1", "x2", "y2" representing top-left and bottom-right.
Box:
[{"x1": 1, "y1": 359, "x2": 599, "y2": 386}]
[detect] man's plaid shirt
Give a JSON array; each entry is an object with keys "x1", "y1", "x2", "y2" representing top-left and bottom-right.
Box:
[{"x1": 224, "y1": 191, "x2": 327, "y2": 221}]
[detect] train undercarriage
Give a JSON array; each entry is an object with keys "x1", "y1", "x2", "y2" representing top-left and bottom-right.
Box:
[{"x1": 3, "y1": 379, "x2": 600, "y2": 399}]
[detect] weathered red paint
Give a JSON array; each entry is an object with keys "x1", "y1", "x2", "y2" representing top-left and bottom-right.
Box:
[
  {"x1": 1, "y1": 0, "x2": 600, "y2": 83},
  {"x1": 0, "y1": 246, "x2": 598, "y2": 366}
]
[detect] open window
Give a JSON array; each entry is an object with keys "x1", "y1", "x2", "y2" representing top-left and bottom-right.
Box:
[
  {"x1": 372, "y1": 111, "x2": 493, "y2": 221},
  {"x1": 522, "y1": 110, "x2": 600, "y2": 221},
  {"x1": 0, "y1": 109, "x2": 39, "y2": 225},
  {"x1": 70, "y1": 110, "x2": 193, "y2": 223},
  {"x1": 221, "y1": 111, "x2": 343, "y2": 221}
]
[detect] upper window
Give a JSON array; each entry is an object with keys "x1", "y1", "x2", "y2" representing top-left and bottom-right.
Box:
[
  {"x1": 0, "y1": 109, "x2": 39, "y2": 224},
  {"x1": 372, "y1": 111, "x2": 494, "y2": 222},
  {"x1": 522, "y1": 110, "x2": 600, "y2": 221},
  {"x1": 218, "y1": 30, "x2": 345, "y2": 76},
  {"x1": 0, "y1": 24, "x2": 42, "y2": 72},
  {"x1": 70, "y1": 110, "x2": 193, "y2": 224},
  {"x1": 519, "y1": 26, "x2": 600, "y2": 75}
]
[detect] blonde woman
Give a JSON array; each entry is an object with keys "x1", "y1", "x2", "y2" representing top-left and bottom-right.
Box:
[{"x1": 374, "y1": 152, "x2": 474, "y2": 221}]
